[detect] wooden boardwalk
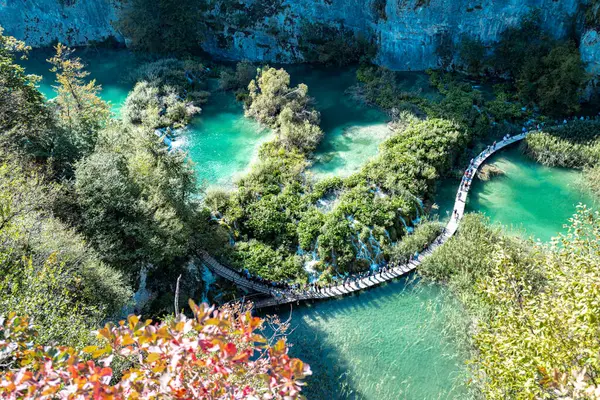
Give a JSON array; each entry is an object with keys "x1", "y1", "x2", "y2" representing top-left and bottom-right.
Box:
[{"x1": 200, "y1": 132, "x2": 529, "y2": 309}]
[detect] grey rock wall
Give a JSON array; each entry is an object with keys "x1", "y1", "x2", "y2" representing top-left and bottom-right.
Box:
[
  {"x1": 0, "y1": 0, "x2": 119, "y2": 47},
  {"x1": 582, "y1": 29, "x2": 600, "y2": 75},
  {"x1": 0, "y1": 0, "x2": 594, "y2": 73},
  {"x1": 202, "y1": 0, "x2": 582, "y2": 70}
]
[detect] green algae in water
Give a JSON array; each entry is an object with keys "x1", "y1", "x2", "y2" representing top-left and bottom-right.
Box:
[
  {"x1": 19, "y1": 48, "x2": 136, "y2": 115},
  {"x1": 276, "y1": 277, "x2": 468, "y2": 400},
  {"x1": 435, "y1": 147, "x2": 598, "y2": 242},
  {"x1": 184, "y1": 91, "x2": 271, "y2": 188}
]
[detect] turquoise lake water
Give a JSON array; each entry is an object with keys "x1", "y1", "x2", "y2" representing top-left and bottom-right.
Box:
[
  {"x1": 436, "y1": 146, "x2": 598, "y2": 242},
  {"x1": 21, "y1": 49, "x2": 597, "y2": 399},
  {"x1": 277, "y1": 277, "x2": 468, "y2": 400}
]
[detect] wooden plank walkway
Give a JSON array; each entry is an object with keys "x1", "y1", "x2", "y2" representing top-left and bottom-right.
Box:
[{"x1": 200, "y1": 132, "x2": 530, "y2": 309}]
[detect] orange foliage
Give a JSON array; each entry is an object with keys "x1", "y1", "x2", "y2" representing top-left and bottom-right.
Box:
[{"x1": 0, "y1": 300, "x2": 310, "y2": 399}]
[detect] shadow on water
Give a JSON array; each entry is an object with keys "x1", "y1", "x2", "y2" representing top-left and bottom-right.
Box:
[{"x1": 261, "y1": 274, "x2": 469, "y2": 400}]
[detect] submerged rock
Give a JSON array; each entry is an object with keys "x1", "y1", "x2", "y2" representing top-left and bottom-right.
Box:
[{"x1": 478, "y1": 164, "x2": 505, "y2": 181}]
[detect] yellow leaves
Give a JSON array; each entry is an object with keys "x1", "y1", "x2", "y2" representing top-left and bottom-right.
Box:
[
  {"x1": 145, "y1": 352, "x2": 162, "y2": 364},
  {"x1": 121, "y1": 334, "x2": 135, "y2": 346},
  {"x1": 272, "y1": 339, "x2": 286, "y2": 355},
  {"x1": 128, "y1": 315, "x2": 140, "y2": 330},
  {"x1": 82, "y1": 345, "x2": 97, "y2": 354},
  {"x1": 0, "y1": 301, "x2": 310, "y2": 399},
  {"x1": 91, "y1": 345, "x2": 112, "y2": 359}
]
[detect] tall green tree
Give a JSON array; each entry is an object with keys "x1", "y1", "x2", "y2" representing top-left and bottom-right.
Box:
[
  {"x1": 74, "y1": 123, "x2": 199, "y2": 276},
  {"x1": 48, "y1": 44, "x2": 110, "y2": 166},
  {"x1": 0, "y1": 28, "x2": 55, "y2": 158}
]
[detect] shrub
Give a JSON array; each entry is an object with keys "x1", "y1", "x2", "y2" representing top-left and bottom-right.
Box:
[
  {"x1": 524, "y1": 120, "x2": 600, "y2": 168},
  {"x1": 0, "y1": 159, "x2": 131, "y2": 347},
  {"x1": 390, "y1": 221, "x2": 443, "y2": 263},
  {"x1": 219, "y1": 61, "x2": 257, "y2": 92},
  {"x1": 421, "y1": 207, "x2": 600, "y2": 397},
  {"x1": 245, "y1": 67, "x2": 319, "y2": 129},
  {"x1": 230, "y1": 240, "x2": 304, "y2": 281},
  {"x1": 298, "y1": 23, "x2": 377, "y2": 66},
  {"x1": 0, "y1": 301, "x2": 311, "y2": 398},
  {"x1": 123, "y1": 59, "x2": 207, "y2": 129}
]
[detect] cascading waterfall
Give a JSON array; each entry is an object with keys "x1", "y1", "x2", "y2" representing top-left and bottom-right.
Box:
[
  {"x1": 349, "y1": 217, "x2": 385, "y2": 269},
  {"x1": 298, "y1": 239, "x2": 321, "y2": 282},
  {"x1": 398, "y1": 214, "x2": 414, "y2": 234},
  {"x1": 412, "y1": 198, "x2": 424, "y2": 225},
  {"x1": 201, "y1": 263, "x2": 216, "y2": 304}
]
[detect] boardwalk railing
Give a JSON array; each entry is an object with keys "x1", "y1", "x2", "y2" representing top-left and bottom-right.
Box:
[
  {"x1": 201, "y1": 132, "x2": 531, "y2": 309},
  {"x1": 199, "y1": 251, "x2": 275, "y2": 295}
]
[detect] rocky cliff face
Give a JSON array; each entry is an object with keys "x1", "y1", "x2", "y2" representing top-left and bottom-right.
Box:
[
  {"x1": 0, "y1": 0, "x2": 119, "y2": 47},
  {"x1": 202, "y1": 0, "x2": 583, "y2": 70},
  {"x1": 0, "y1": 0, "x2": 592, "y2": 72}
]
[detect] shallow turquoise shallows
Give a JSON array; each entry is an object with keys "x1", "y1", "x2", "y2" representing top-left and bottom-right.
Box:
[
  {"x1": 286, "y1": 66, "x2": 390, "y2": 178},
  {"x1": 19, "y1": 48, "x2": 136, "y2": 115},
  {"x1": 183, "y1": 91, "x2": 271, "y2": 188},
  {"x1": 436, "y1": 146, "x2": 598, "y2": 242},
  {"x1": 185, "y1": 65, "x2": 417, "y2": 187},
  {"x1": 274, "y1": 277, "x2": 467, "y2": 400}
]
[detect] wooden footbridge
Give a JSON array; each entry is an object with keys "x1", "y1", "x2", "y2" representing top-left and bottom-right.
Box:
[{"x1": 200, "y1": 132, "x2": 529, "y2": 309}]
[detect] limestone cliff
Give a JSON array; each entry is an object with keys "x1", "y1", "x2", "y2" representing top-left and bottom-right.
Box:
[
  {"x1": 0, "y1": 0, "x2": 594, "y2": 72},
  {"x1": 0, "y1": 0, "x2": 119, "y2": 47},
  {"x1": 202, "y1": 0, "x2": 583, "y2": 70}
]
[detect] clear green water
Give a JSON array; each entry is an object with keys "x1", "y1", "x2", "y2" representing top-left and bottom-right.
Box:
[
  {"x1": 436, "y1": 146, "x2": 598, "y2": 241},
  {"x1": 185, "y1": 65, "x2": 414, "y2": 187},
  {"x1": 184, "y1": 91, "x2": 271, "y2": 188},
  {"x1": 284, "y1": 66, "x2": 391, "y2": 178},
  {"x1": 19, "y1": 48, "x2": 136, "y2": 115},
  {"x1": 277, "y1": 277, "x2": 467, "y2": 400}
]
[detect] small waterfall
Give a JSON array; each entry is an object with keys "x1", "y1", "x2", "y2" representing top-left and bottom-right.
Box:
[
  {"x1": 412, "y1": 198, "x2": 423, "y2": 225},
  {"x1": 300, "y1": 239, "x2": 320, "y2": 281},
  {"x1": 352, "y1": 228, "x2": 385, "y2": 269},
  {"x1": 384, "y1": 229, "x2": 392, "y2": 241},
  {"x1": 120, "y1": 266, "x2": 153, "y2": 317},
  {"x1": 201, "y1": 264, "x2": 216, "y2": 304},
  {"x1": 398, "y1": 215, "x2": 414, "y2": 234}
]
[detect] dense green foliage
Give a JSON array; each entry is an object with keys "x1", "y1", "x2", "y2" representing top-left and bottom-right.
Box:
[
  {"x1": 584, "y1": 164, "x2": 600, "y2": 198},
  {"x1": 356, "y1": 64, "x2": 515, "y2": 139},
  {"x1": 422, "y1": 208, "x2": 600, "y2": 398},
  {"x1": 453, "y1": 12, "x2": 587, "y2": 115},
  {"x1": 457, "y1": 34, "x2": 486, "y2": 75},
  {"x1": 525, "y1": 120, "x2": 600, "y2": 201},
  {"x1": 47, "y1": 44, "x2": 112, "y2": 174},
  {"x1": 0, "y1": 28, "x2": 54, "y2": 159},
  {"x1": 298, "y1": 23, "x2": 377, "y2": 66},
  {"x1": 74, "y1": 123, "x2": 199, "y2": 275},
  {"x1": 219, "y1": 61, "x2": 257, "y2": 99},
  {"x1": 390, "y1": 221, "x2": 443, "y2": 263},
  {"x1": 524, "y1": 120, "x2": 600, "y2": 168},
  {"x1": 122, "y1": 59, "x2": 208, "y2": 129},
  {"x1": 0, "y1": 158, "x2": 131, "y2": 347}
]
